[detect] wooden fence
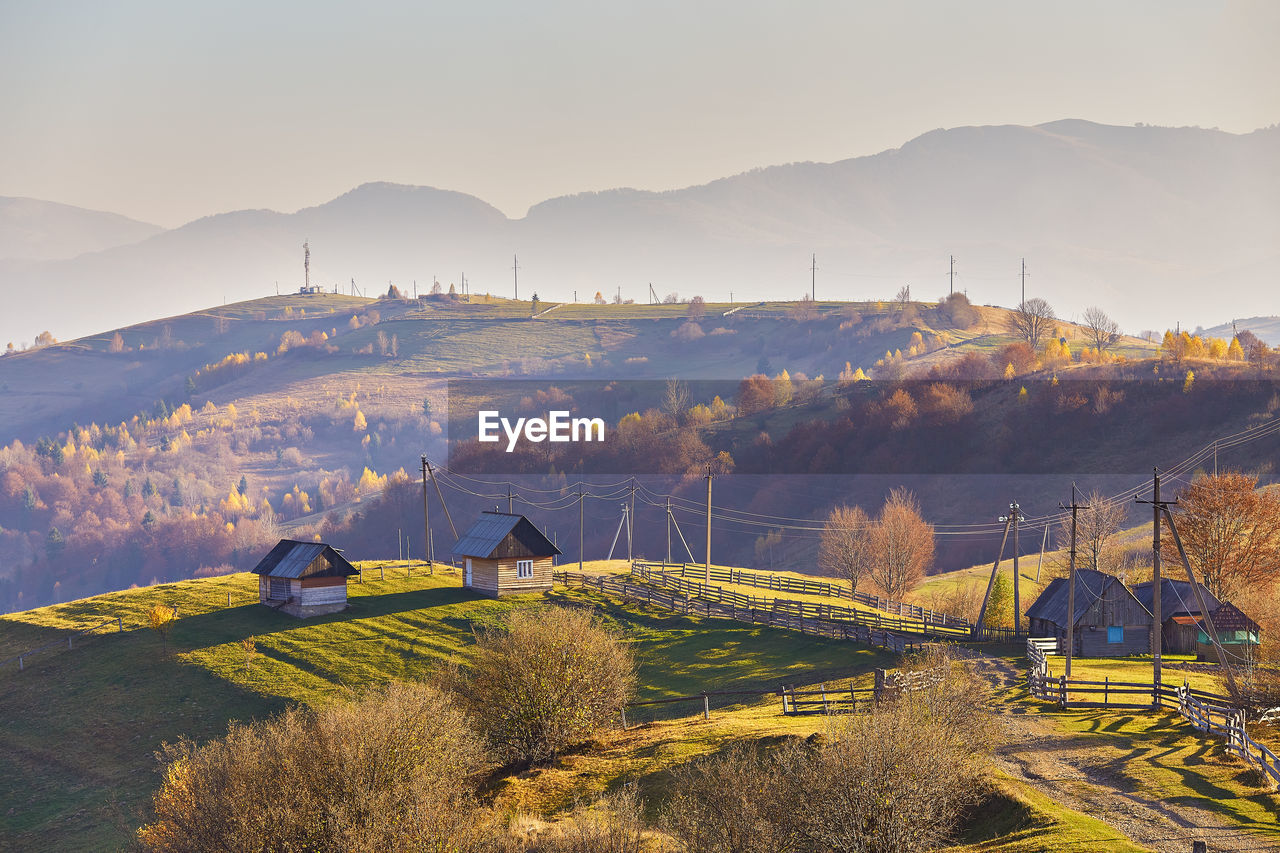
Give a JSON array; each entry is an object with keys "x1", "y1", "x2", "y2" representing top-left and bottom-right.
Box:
[
  {"x1": 555, "y1": 571, "x2": 913, "y2": 654},
  {"x1": 629, "y1": 564, "x2": 1022, "y2": 643},
  {"x1": 780, "y1": 666, "x2": 944, "y2": 716},
  {"x1": 636, "y1": 561, "x2": 970, "y2": 629},
  {"x1": 1024, "y1": 639, "x2": 1280, "y2": 787},
  {"x1": 1, "y1": 616, "x2": 125, "y2": 672}
]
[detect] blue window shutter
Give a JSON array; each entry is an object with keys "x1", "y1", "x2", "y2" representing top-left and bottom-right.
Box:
[{"x1": 1107, "y1": 626, "x2": 1123, "y2": 644}]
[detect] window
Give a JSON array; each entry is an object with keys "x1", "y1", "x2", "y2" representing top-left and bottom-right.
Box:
[
  {"x1": 1107, "y1": 626, "x2": 1124, "y2": 644},
  {"x1": 516, "y1": 559, "x2": 533, "y2": 579}
]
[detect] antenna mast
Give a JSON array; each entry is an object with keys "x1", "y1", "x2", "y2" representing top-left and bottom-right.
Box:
[{"x1": 303, "y1": 241, "x2": 311, "y2": 291}]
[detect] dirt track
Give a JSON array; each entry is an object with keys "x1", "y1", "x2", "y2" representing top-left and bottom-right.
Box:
[{"x1": 968, "y1": 654, "x2": 1278, "y2": 853}]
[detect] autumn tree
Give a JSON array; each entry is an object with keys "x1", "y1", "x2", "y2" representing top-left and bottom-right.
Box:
[
  {"x1": 148, "y1": 604, "x2": 176, "y2": 655},
  {"x1": 1081, "y1": 306, "x2": 1121, "y2": 353},
  {"x1": 687, "y1": 295, "x2": 706, "y2": 319},
  {"x1": 1162, "y1": 472, "x2": 1280, "y2": 601},
  {"x1": 1008, "y1": 298, "x2": 1056, "y2": 349},
  {"x1": 869, "y1": 488, "x2": 935, "y2": 599},
  {"x1": 451, "y1": 606, "x2": 635, "y2": 765},
  {"x1": 818, "y1": 505, "x2": 875, "y2": 595}
]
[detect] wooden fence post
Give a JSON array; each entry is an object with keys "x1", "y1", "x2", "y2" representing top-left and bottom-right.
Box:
[
  {"x1": 227, "y1": 592, "x2": 232, "y2": 608},
  {"x1": 17, "y1": 655, "x2": 23, "y2": 671},
  {"x1": 874, "y1": 669, "x2": 886, "y2": 702},
  {"x1": 117, "y1": 616, "x2": 123, "y2": 631},
  {"x1": 1059, "y1": 675, "x2": 1067, "y2": 708},
  {"x1": 703, "y1": 694, "x2": 710, "y2": 720},
  {"x1": 67, "y1": 636, "x2": 72, "y2": 650},
  {"x1": 821, "y1": 683, "x2": 829, "y2": 714},
  {"x1": 1104, "y1": 676, "x2": 1109, "y2": 706},
  {"x1": 850, "y1": 681, "x2": 857, "y2": 712},
  {"x1": 620, "y1": 707, "x2": 628, "y2": 730}
]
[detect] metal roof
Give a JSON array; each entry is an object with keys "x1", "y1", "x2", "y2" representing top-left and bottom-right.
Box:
[
  {"x1": 250, "y1": 539, "x2": 357, "y2": 578},
  {"x1": 1130, "y1": 579, "x2": 1220, "y2": 619},
  {"x1": 1024, "y1": 569, "x2": 1147, "y2": 627},
  {"x1": 452, "y1": 512, "x2": 561, "y2": 559}
]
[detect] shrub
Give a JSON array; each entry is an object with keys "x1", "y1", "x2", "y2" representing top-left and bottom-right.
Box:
[
  {"x1": 137, "y1": 681, "x2": 490, "y2": 853},
  {"x1": 662, "y1": 646, "x2": 992, "y2": 853},
  {"x1": 453, "y1": 606, "x2": 635, "y2": 765}
]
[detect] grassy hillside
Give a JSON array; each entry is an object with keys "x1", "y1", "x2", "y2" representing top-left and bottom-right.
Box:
[{"x1": 3, "y1": 565, "x2": 1277, "y2": 851}]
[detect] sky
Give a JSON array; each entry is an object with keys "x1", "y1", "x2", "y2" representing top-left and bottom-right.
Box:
[{"x1": 2, "y1": 1, "x2": 1279, "y2": 228}]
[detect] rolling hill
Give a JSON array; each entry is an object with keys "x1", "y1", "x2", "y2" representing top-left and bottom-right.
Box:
[{"x1": 3, "y1": 120, "x2": 1278, "y2": 348}]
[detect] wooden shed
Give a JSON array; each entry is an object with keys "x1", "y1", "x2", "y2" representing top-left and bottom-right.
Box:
[
  {"x1": 1025, "y1": 569, "x2": 1152, "y2": 657},
  {"x1": 1131, "y1": 579, "x2": 1221, "y2": 655},
  {"x1": 251, "y1": 539, "x2": 358, "y2": 618},
  {"x1": 453, "y1": 512, "x2": 561, "y2": 597}
]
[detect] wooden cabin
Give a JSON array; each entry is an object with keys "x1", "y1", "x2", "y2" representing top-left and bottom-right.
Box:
[
  {"x1": 1131, "y1": 579, "x2": 1221, "y2": 655},
  {"x1": 453, "y1": 512, "x2": 561, "y2": 597},
  {"x1": 1196, "y1": 602, "x2": 1262, "y2": 664},
  {"x1": 251, "y1": 539, "x2": 358, "y2": 618},
  {"x1": 1025, "y1": 569, "x2": 1152, "y2": 657}
]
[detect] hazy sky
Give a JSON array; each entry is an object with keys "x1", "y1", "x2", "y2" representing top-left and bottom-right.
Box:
[{"x1": 2, "y1": 1, "x2": 1278, "y2": 228}]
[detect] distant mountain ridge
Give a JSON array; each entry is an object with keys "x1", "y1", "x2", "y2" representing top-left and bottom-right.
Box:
[
  {"x1": 0, "y1": 197, "x2": 162, "y2": 262},
  {"x1": 2, "y1": 120, "x2": 1277, "y2": 345}
]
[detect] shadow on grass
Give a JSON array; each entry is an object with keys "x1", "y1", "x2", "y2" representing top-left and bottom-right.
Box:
[{"x1": 168, "y1": 585, "x2": 487, "y2": 650}]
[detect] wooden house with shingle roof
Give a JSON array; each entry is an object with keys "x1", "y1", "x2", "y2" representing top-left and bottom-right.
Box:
[
  {"x1": 251, "y1": 539, "x2": 358, "y2": 618},
  {"x1": 453, "y1": 512, "x2": 560, "y2": 597}
]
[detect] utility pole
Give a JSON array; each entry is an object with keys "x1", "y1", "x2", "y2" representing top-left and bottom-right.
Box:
[
  {"x1": 704, "y1": 465, "x2": 713, "y2": 583},
  {"x1": 974, "y1": 513, "x2": 1014, "y2": 638},
  {"x1": 424, "y1": 459, "x2": 455, "y2": 539},
  {"x1": 303, "y1": 241, "x2": 310, "y2": 291},
  {"x1": 507, "y1": 484, "x2": 513, "y2": 514},
  {"x1": 512, "y1": 255, "x2": 519, "y2": 301},
  {"x1": 1020, "y1": 258, "x2": 1027, "y2": 306},
  {"x1": 578, "y1": 486, "x2": 585, "y2": 572},
  {"x1": 1060, "y1": 485, "x2": 1088, "y2": 677},
  {"x1": 949, "y1": 255, "x2": 956, "y2": 296},
  {"x1": 420, "y1": 455, "x2": 433, "y2": 573},
  {"x1": 810, "y1": 253, "x2": 817, "y2": 301},
  {"x1": 666, "y1": 496, "x2": 672, "y2": 564},
  {"x1": 627, "y1": 480, "x2": 636, "y2": 563},
  {"x1": 1136, "y1": 469, "x2": 1172, "y2": 692}
]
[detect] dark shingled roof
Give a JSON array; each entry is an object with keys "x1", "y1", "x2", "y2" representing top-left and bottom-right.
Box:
[
  {"x1": 453, "y1": 512, "x2": 562, "y2": 559},
  {"x1": 1025, "y1": 569, "x2": 1149, "y2": 627},
  {"x1": 1131, "y1": 579, "x2": 1220, "y2": 619},
  {"x1": 250, "y1": 540, "x2": 357, "y2": 579},
  {"x1": 1206, "y1": 601, "x2": 1261, "y2": 634}
]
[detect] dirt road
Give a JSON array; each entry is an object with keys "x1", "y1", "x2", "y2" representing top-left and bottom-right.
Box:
[{"x1": 968, "y1": 654, "x2": 1278, "y2": 853}]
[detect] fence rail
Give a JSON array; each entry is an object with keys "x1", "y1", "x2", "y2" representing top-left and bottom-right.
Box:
[
  {"x1": 556, "y1": 571, "x2": 913, "y2": 654},
  {"x1": 629, "y1": 564, "x2": 1022, "y2": 642},
  {"x1": 636, "y1": 561, "x2": 971, "y2": 628},
  {"x1": 1023, "y1": 639, "x2": 1280, "y2": 787},
  {"x1": 1, "y1": 616, "x2": 125, "y2": 671}
]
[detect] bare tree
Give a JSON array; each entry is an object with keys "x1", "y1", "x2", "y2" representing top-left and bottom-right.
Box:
[
  {"x1": 1082, "y1": 306, "x2": 1121, "y2": 352},
  {"x1": 869, "y1": 488, "x2": 935, "y2": 599},
  {"x1": 1008, "y1": 297, "x2": 1056, "y2": 349},
  {"x1": 818, "y1": 505, "x2": 875, "y2": 595},
  {"x1": 662, "y1": 378, "x2": 691, "y2": 423}
]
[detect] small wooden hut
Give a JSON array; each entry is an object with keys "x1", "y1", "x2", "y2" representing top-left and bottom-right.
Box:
[
  {"x1": 251, "y1": 539, "x2": 358, "y2": 618},
  {"x1": 452, "y1": 512, "x2": 560, "y2": 597},
  {"x1": 1025, "y1": 569, "x2": 1152, "y2": 657}
]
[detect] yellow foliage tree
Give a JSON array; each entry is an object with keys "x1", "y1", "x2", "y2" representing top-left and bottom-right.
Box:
[{"x1": 353, "y1": 410, "x2": 367, "y2": 432}]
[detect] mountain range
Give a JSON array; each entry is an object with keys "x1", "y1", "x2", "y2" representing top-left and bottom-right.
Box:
[{"x1": 2, "y1": 119, "x2": 1278, "y2": 347}]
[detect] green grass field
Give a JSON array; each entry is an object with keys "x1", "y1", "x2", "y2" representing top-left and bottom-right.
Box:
[{"x1": 2, "y1": 561, "x2": 1275, "y2": 851}]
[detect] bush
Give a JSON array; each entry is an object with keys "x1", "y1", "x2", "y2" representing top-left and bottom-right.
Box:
[
  {"x1": 454, "y1": 606, "x2": 635, "y2": 765},
  {"x1": 137, "y1": 681, "x2": 490, "y2": 853},
  {"x1": 662, "y1": 646, "x2": 992, "y2": 853}
]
